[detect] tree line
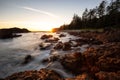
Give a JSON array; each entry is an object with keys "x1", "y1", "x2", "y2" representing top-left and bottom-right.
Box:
[{"x1": 59, "y1": 0, "x2": 120, "y2": 30}]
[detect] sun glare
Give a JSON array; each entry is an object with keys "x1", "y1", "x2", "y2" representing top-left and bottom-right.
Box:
[
  {"x1": 0, "y1": 20, "x2": 63, "y2": 31},
  {"x1": 21, "y1": 21, "x2": 61, "y2": 31}
]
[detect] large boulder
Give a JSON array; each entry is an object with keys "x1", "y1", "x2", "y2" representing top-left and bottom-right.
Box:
[
  {"x1": 45, "y1": 37, "x2": 59, "y2": 43},
  {"x1": 60, "y1": 52, "x2": 84, "y2": 74},
  {"x1": 41, "y1": 34, "x2": 53, "y2": 39},
  {"x1": 54, "y1": 42, "x2": 71, "y2": 51}
]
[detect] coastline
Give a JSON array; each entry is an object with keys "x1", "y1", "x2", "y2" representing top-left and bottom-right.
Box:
[{"x1": 3, "y1": 29, "x2": 120, "y2": 80}]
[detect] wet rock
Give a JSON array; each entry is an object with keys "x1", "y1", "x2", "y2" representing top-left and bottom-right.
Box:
[
  {"x1": 42, "y1": 53, "x2": 61, "y2": 63},
  {"x1": 41, "y1": 58, "x2": 49, "y2": 63},
  {"x1": 62, "y1": 42, "x2": 71, "y2": 51},
  {"x1": 39, "y1": 43, "x2": 52, "y2": 50},
  {"x1": 96, "y1": 57, "x2": 120, "y2": 72},
  {"x1": 74, "y1": 38, "x2": 103, "y2": 46},
  {"x1": 5, "y1": 68, "x2": 62, "y2": 80},
  {"x1": 22, "y1": 55, "x2": 33, "y2": 64},
  {"x1": 45, "y1": 37, "x2": 59, "y2": 43},
  {"x1": 59, "y1": 34, "x2": 66, "y2": 37},
  {"x1": 54, "y1": 42, "x2": 63, "y2": 50},
  {"x1": 60, "y1": 42, "x2": 120, "y2": 78},
  {"x1": 54, "y1": 42, "x2": 72, "y2": 51},
  {"x1": 95, "y1": 71, "x2": 120, "y2": 80},
  {"x1": 83, "y1": 42, "x2": 120, "y2": 73},
  {"x1": 49, "y1": 54, "x2": 60, "y2": 62},
  {"x1": 41, "y1": 34, "x2": 53, "y2": 39},
  {"x1": 66, "y1": 73, "x2": 94, "y2": 80},
  {"x1": 60, "y1": 52, "x2": 84, "y2": 74},
  {"x1": 96, "y1": 44, "x2": 120, "y2": 72}
]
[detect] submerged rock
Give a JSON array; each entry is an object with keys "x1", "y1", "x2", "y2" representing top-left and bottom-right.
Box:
[
  {"x1": 42, "y1": 54, "x2": 61, "y2": 64},
  {"x1": 22, "y1": 55, "x2": 33, "y2": 65},
  {"x1": 39, "y1": 43, "x2": 52, "y2": 50}
]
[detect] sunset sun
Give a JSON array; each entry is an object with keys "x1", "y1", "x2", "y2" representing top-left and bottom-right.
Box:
[{"x1": 21, "y1": 21, "x2": 61, "y2": 31}]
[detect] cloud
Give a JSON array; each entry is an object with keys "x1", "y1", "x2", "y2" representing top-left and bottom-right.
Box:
[{"x1": 21, "y1": 6, "x2": 59, "y2": 18}]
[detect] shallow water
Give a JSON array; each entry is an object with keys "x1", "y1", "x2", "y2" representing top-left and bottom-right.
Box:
[{"x1": 0, "y1": 32, "x2": 86, "y2": 78}]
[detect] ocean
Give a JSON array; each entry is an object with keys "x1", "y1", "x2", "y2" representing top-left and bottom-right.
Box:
[{"x1": 0, "y1": 32, "x2": 81, "y2": 78}]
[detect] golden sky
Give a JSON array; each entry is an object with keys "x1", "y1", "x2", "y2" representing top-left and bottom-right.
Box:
[{"x1": 0, "y1": 0, "x2": 102, "y2": 31}]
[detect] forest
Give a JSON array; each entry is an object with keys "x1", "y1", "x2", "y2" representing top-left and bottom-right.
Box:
[{"x1": 59, "y1": 0, "x2": 120, "y2": 30}]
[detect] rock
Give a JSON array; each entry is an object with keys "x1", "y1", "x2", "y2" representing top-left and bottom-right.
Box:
[
  {"x1": 95, "y1": 71, "x2": 120, "y2": 80},
  {"x1": 0, "y1": 29, "x2": 13, "y2": 39},
  {"x1": 74, "y1": 38, "x2": 103, "y2": 46},
  {"x1": 60, "y1": 52, "x2": 84, "y2": 74},
  {"x1": 75, "y1": 73, "x2": 94, "y2": 80},
  {"x1": 83, "y1": 42, "x2": 120, "y2": 73},
  {"x1": 62, "y1": 42, "x2": 71, "y2": 51},
  {"x1": 9, "y1": 27, "x2": 30, "y2": 33},
  {"x1": 54, "y1": 42, "x2": 63, "y2": 50},
  {"x1": 0, "y1": 29, "x2": 21, "y2": 39},
  {"x1": 41, "y1": 34, "x2": 53, "y2": 39},
  {"x1": 96, "y1": 57, "x2": 120, "y2": 72},
  {"x1": 42, "y1": 54, "x2": 60, "y2": 63},
  {"x1": 54, "y1": 42, "x2": 71, "y2": 51},
  {"x1": 59, "y1": 34, "x2": 66, "y2": 37},
  {"x1": 39, "y1": 43, "x2": 52, "y2": 50},
  {"x1": 45, "y1": 37, "x2": 59, "y2": 43},
  {"x1": 0, "y1": 27, "x2": 29, "y2": 39},
  {"x1": 22, "y1": 55, "x2": 33, "y2": 64},
  {"x1": 5, "y1": 68, "x2": 62, "y2": 80}
]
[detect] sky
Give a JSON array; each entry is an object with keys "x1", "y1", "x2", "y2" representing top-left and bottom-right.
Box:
[{"x1": 0, "y1": 0, "x2": 103, "y2": 31}]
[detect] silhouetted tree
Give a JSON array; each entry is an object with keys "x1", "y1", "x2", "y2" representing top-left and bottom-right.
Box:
[
  {"x1": 97, "y1": 0, "x2": 106, "y2": 18},
  {"x1": 82, "y1": 8, "x2": 88, "y2": 21},
  {"x1": 69, "y1": 14, "x2": 82, "y2": 29},
  {"x1": 59, "y1": 0, "x2": 120, "y2": 30}
]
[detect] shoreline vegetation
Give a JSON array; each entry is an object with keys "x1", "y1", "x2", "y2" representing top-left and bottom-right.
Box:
[{"x1": 59, "y1": 0, "x2": 120, "y2": 31}]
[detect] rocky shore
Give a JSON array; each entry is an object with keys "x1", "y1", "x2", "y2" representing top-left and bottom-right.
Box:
[
  {"x1": 0, "y1": 27, "x2": 30, "y2": 39},
  {"x1": 3, "y1": 29, "x2": 120, "y2": 80}
]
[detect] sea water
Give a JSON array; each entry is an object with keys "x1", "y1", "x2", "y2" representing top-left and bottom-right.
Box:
[{"x1": 0, "y1": 32, "x2": 80, "y2": 78}]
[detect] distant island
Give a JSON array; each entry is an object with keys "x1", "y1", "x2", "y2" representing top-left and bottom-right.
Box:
[{"x1": 0, "y1": 27, "x2": 30, "y2": 39}]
